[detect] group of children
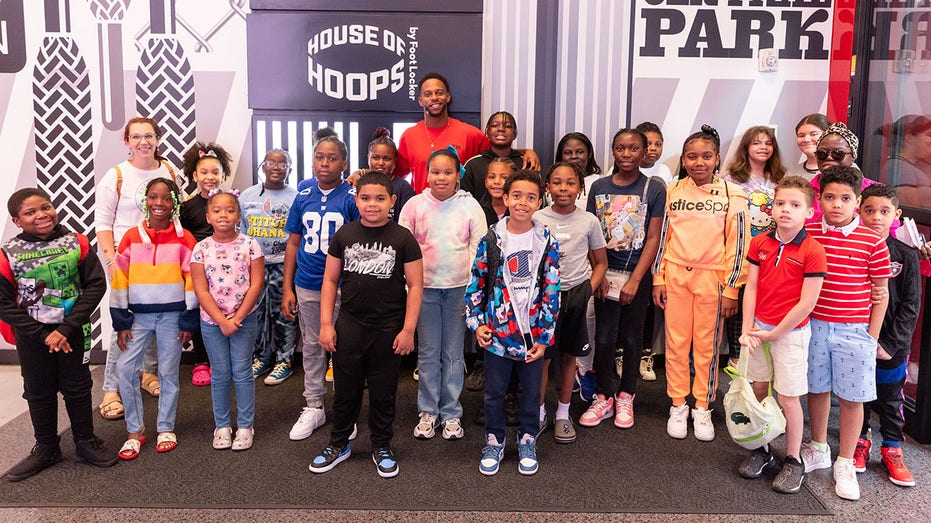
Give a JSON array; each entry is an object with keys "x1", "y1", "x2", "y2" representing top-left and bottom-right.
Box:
[{"x1": 0, "y1": 103, "x2": 923, "y2": 503}]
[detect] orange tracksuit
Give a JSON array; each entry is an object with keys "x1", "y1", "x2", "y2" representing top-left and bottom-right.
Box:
[{"x1": 652, "y1": 176, "x2": 749, "y2": 408}]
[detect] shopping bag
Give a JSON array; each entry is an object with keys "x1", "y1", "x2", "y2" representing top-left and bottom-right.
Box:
[{"x1": 723, "y1": 343, "x2": 786, "y2": 449}]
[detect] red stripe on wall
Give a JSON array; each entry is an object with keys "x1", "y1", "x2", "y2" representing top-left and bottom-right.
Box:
[{"x1": 827, "y1": 1, "x2": 857, "y2": 123}]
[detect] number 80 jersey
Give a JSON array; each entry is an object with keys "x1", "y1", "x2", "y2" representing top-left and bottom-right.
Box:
[{"x1": 284, "y1": 180, "x2": 361, "y2": 290}]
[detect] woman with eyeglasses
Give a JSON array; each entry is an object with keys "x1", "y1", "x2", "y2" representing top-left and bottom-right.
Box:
[
  {"x1": 786, "y1": 113, "x2": 831, "y2": 182},
  {"x1": 239, "y1": 149, "x2": 300, "y2": 385},
  {"x1": 94, "y1": 117, "x2": 181, "y2": 421}
]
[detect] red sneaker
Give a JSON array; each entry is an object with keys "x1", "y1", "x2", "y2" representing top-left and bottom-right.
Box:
[
  {"x1": 881, "y1": 446, "x2": 916, "y2": 487},
  {"x1": 853, "y1": 436, "x2": 871, "y2": 473}
]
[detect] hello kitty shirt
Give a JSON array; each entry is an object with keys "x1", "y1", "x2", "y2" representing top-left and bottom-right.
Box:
[{"x1": 191, "y1": 233, "x2": 263, "y2": 324}]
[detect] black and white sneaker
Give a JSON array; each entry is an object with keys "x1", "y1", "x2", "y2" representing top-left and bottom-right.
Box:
[
  {"x1": 308, "y1": 443, "x2": 350, "y2": 474},
  {"x1": 372, "y1": 447, "x2": 399, "y2": 478},
  {"x1": 772, "y1": 456, "x2": 807, "y2": 494},
  {"x1": 738, "y1": 446, "x2": 775, "y2": 479}
]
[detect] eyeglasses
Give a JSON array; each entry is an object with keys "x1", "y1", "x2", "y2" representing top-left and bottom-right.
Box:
[
  {"x1": 814, "y1": 148, "x2": 852, "y2": 162},
  {"x1": 263, "y1": 160, "x2": 290, "y2": 170},
  {"x1": 128, "y1": 133, "x2": 158, "y2": 143}
]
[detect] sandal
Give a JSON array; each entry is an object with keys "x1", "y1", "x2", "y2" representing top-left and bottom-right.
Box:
[
  {"x1": 213, "y1": 427, "x2": 232, "y2": 450},
  {"x1": 141, "y1": 373, "x2": 160, "y2": 397},
  {"x1": 192, "y1": 364, "x2": 212, "y2": 387},
  {"x1": 156, "y1": 432, "x2": 178, "y2": 453},
  {"x1": 99, "y1": 397, "x2": 125, "y2": 420},
  {"x1": 118, "y1": 435, "x2": 146, "y2": 460},
  {"x1": 232, "y1": 427, "x2": 254, "y2": 451}
]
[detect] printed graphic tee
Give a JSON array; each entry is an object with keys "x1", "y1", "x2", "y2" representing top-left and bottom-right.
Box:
[{"x1": 504, "y1": 228, "x2": 534, "y2": 335}]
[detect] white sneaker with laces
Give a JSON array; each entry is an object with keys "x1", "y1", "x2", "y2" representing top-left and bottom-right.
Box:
[
  {"x1": 614, "y1": 392, "x2": 635, "y2": 429},
  {"x1": 413, "y1": 412, "x2": 438, "y2": 439},
  {"x1": 800, "y1": 441, "x2": 833, "y2": 473},
  {"x1": 442, "y1": 417, "x2": 464, "y2": 440},
  {"x1": 289, "y1": 406, "x2": 325, "y2": 441},
  {"x1": 667, "y1": 403, "x2": 689, "y2": 439},
  {"x1": 640, "y1": 355, "x2": 656, "y2": 381},
  {"x1": 834, "y1": 459, "x2": 860, "y2": 500},
  {"x1": 692, "y1": 407, "x2": 714, "y2": 442}
]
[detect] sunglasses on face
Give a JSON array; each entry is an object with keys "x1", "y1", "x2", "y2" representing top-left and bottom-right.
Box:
[{"x1": 814, "y1": 148, "x2": 852, "y2": 162}]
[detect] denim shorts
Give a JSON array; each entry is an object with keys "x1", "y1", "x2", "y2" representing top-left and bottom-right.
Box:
[{"x1": 807, "y1": 318, "x2": 877, "y2": 402}]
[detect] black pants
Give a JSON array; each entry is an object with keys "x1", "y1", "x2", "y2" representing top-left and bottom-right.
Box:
[
  {"x1": 191, "y1": 329, "x2": 209, "y2": 366},
  {"x1": 593, "y1": 274, "x2": 652, "y2": 397},
  {"x1": 329, "y1": 314, "x2": 400, "y2": 450},
  {"x1": 16, "y1": 334, "x2": 95, "y2": 445},
  {"x1": 723, "y1": 287, "x2": 744, "y2": 359},
  {"x1": 863, "y1": 359, "x2": 907, "y2": 444}
]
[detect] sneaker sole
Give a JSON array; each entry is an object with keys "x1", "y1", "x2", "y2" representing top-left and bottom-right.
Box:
[
  {"x1": 479, "y1": 464, "x2": 499, "y2": 476},
  {"x1": 373, "y1": 456, "x2": 399, "y2": 478},
  {"x1": 442, "y1": 430, "x2": 464, "y2": 440},
  {"x1": 413, "y1": 429, "x2": 436, "y2": 440},
  {"x1": 694, "y1": 433, "x2": 715, "y2": 442},
  {"x1": 264, "y1": 375, "x2": 292, "y2": 386},
  {"x1": 667, "y1": 426, "x2": 688, "y2": 439},
  {"x1": 739, "y1": 457, "x2": 775, "y2": 479},
  {"x1": 579, "y1": 412, "x2": 613, "y2": 428},
  {"x1": 614, "y1": 418, "x2": 634, "y2": 429},
  {"x1": 519, "y1": 465, "x2": 538, "y2": 476},
  {"x1": 889, "y1": 476, "x2": 916, "y2": 487},
  {"x1": 554, "y1": 433, "x2": 576, "y2": 444},
  {"x1": 803, "y1": 461, "x2": 832, "y2": 473},
  {"x1": 290, "y1": 422, "x2": 324, "y2": 441},
  {"x1": 309, "y1": 449, "x2": 350, "y2": 473},
  {"x1": 74, "y1": 453, "x2": 118, "y2": 468}
]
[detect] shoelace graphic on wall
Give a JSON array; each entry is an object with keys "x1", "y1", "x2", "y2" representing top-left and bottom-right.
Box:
[
  {"x1": 86, "y1": 0, "x2": 130, "y2": 130},
  {"x1": 136, "y1": 0, "x2": 197, "y2": 195},
  {"x1": 32, "y1": 0, "x2": 103, "y2": 351}
]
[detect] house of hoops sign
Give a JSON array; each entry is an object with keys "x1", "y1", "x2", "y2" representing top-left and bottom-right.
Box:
[{"x1": 307, "y1": 24, "x2": 413, "y2": 101}]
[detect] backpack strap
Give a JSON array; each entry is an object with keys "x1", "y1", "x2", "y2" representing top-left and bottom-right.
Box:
[
  {"x1": 114, "y1": 165, "x2": 123, "y2": 213},
  {"x1": 481, "y1": 228, "x2": 500, "y2": 311},
  {"x1": 160, "y1": 160, "x2": 177, "y2": 182}
]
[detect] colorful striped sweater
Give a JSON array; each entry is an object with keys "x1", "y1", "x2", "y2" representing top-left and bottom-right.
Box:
[{"x1": 109, "y1": 220, "x2": 198, "y2": 332}]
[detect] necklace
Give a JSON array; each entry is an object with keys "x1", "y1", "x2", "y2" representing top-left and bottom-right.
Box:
[{"x1": 424, "y1": 121, "x2": 451, "y2": 149}]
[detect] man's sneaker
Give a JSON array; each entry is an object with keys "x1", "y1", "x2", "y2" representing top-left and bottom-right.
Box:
[
  {"x1": 667, "y1": 403, "x2": 690, "y2": 439},
  {"x1": 325, "y1": 360, "x2": 334, "y2": 383},
  {"x1": 579, "y1": 395, "x2": 615, "y2": 427},
  {"x1": 517, "y1": 434, "x2": 538, "y2": 475},
  {"x1": 442, "y1": 417, "x2": 464, "y2": 440},
  {"x1": 464, "y1": 363, "x2": 485, "y2": 391},
  {"x1": 553, "y1": 418, "x2": 576, "y2": 443},
  {"x1": 479, "y1": 434, "x2": 505, "y2": 476},
  {"x1": 372, "y1": 447, "x2": 399, "y2": 478},
  {"x1": 264, "y1": 362, "x2": 293, "y2": 385},
  {"x1": 738, "y1": 446, "x2": 775, "y2": 479},
  {"x1": 308, "y1": 443, "x2": 350, "y2": 474},
  {"x1": 692, "y1": 407, "x2": 715, "y2": 441},
  {"x1": 614, "y1": 392, "x2": 635, "y2": 429},
  {"x1": 853, "y1": 436, "x2": 871, "y2": 473},
  {"x1": 505, "y1": 394, "x2": 520, "y2": 426},
  {"x1": 880, "y1": 446, "x2": 915, "y2": 487},
  {"x1": 290, "y1": 406, "x2": 326, "y2": 441},
  {"x1": 413, "y1": 412, "x2": 438, "y2": 439},
  {"x1": 252, "y1": 358, "x2": 271, "y2": 379},
  {"x1": 575, "y1": 370, "x2": 595, "y2": 402},
  {"x1": 640, "y1": 355, "x2": 656, "y2": 381},
  {"x1": 800, "y1": 442, "x2": 832, "y2": 473},
  {"x1": 7, "y1": 442, "x2": 62, "y2": 482},
  {"x1": 833, "y1": 459, "x2": 860, "y2": 500},
  {"x1": 772, "y1": 456, "x2": 807, "y2": 494},
  {"x1": 74, "y1": 436, "x2": 118, "y2": 468}
]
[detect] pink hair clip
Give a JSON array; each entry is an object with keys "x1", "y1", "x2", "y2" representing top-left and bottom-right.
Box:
[{"x1": 198, "y1": 149, "x2": 218, "y2": 158}]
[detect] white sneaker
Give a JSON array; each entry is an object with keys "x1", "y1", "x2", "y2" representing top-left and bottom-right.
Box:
[
  {"x1": 667, "y1": 404, "x2": 689, "y2": 439},
  {"x1": 614, "y1": 392, "x2": 635, "y2": 429},
  {"x1": 442, "y1": 417, "x2": 464, "y2": 440},
  {"x1": 349, "y1": 423, "x2": 358, "y2": 441},
  {"x1": 800, "y1": 441, "x2": 833, "y2": 473},
  {"x1": 692, "y1": 407, "x2": 715, "y2": 442},
  {"x1": 289, "y1": 406, "x2": 325, "y2": 441},
  {"x1": 413, "y1": 412, "x2": 438, "y2": 439},
  {"x1": 834, "y1": 459, "x2": 860, "y2": 500},
  {"x1": 640, "y1": 355, "x2": 656, "y2": 381}
]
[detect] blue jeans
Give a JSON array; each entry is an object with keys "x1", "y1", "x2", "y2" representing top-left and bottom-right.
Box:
[
  {"x1": 201, "y1": 310, "x2": 259, "y2": 429},
  {"x1": 116, "y1": 312, "x2": 183, "y2": 433},
  {"x1": 253, "y1": 264, "x2": 298, "y2": 365},
  {"x1": 484, "y1": 350, "x2": 543, "y2": 443},
  {"x1": 416, "y1": 286, "x2": 467, "y2": 420},
  {"x1": 103, "y1": 330, "x2": 158, "y2": 392}
]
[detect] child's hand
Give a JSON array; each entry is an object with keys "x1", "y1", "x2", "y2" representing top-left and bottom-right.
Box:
[
  {"x1": 393, "y1": 328, "x2": 415, "y2": 355},
  {"x1": 876, "y1": 343, "x2": 893, "y2": 361},
  {"x1": 178, "y1": 330, "x2": 192, "y2": 345},
  {"x1": 720, "y1": 297, "x2": 738, "y2": 318},
  {"x1": 45, "y1": 330, "x2": 68, "y2": 353},
  {"x1": 219, "y1": 317, "x2": 239, "y2": 337},
  {"x1": 919, "y1": 241, "x2": 931, "y2": 260},
  {"x1": 319, "y1": 324, "x2": 337, "y2": 353},
  {"x1": 652, "y1": 285, "x2": 667, "y2": 309},
  {"x1": 738, "y1": 333, "x2": 760, "y2": 351},
  {"x1": 870, "y1": 282, "x2": 887, "y2": 305},
  {"x1": 475, "y1": 325, "x2": 494, "y2": 348},
  {"x1": 593, "y1": 278, "x2": 609, "y2": 300},
  {"x1": 525, "y1": 342, "x2": 546, "y2": 363},
  {"x1": 281, "y1": 291, "x2": 298, "y2": 320},
  {"x1": 117, "y1": 330, "x2": 133, "y2": 351},
  {"x1": 619, "y1": 278, "x2": 639, "y2": 305}
]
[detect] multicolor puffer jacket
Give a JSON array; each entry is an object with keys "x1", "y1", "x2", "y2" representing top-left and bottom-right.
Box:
[{"x1": 464, "y1": 219, "x2": 560, "y2": 361}]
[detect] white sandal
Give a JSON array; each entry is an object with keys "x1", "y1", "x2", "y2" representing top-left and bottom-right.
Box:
[
  {"x1": 232, "y1": 427, "x2": 254, "y2": 451},
  {"x1": 213, "y1": 427, "x2": 232, "y2": 450}
]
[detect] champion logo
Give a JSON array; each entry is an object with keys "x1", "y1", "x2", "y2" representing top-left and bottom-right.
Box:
[{"x1": 507, "y1": 250, "x2": 533, "y2": 277}]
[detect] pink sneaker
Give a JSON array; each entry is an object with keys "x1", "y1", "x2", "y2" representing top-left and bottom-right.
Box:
[
  {"x1": 614, "y1": 392, "x2": 635, "y2": 429},
  {"x1": 579, "y1": 395, "x2": 614, "y2": 427}
]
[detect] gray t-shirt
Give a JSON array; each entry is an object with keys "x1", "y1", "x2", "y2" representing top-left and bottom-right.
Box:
[
  {"x1": 239, "y1": 183, "x2": 298, "y2": 264},
  {"x1": 535, "y1": 206, "x2": 606, "y2": 290}
]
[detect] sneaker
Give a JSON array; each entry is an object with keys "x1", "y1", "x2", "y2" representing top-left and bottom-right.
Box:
[
  {"x1": 73, "y1": 437, "x2": 118, "y2": 468},
  {"x1": 464, "y1": 362, "x2": 485, "y2": 391},
  {"x1": 666, "y1": 403, "x2": 690, "y2": 439},
  {"x1": 442, "y1": 417, "x2": 464, "y2": 440},
  {"x1": 372, "y1": 447, "x2": 399, "y2": 478},
  {"x1": 579, "y1": 395, "x2": 615, "y2": 427},
  {"x1": 614, "y1": 392, "x2": 635, "y2": 429},
  {"x1": 232, "y1": 427, "x2": 254, "y2": 451},
  {"x1": 6, "y1": 442, "x2": 62, "y2": 482},
  {"x1": 325, "y1": 360, "x2": 334, "y2": 383},
  {"x1": 264, "y1": 362, "x2": 293, "y2": 385},
  {"x1": 212, "y1": 427, "x2": 232, "y2": 450},
  {"x1": 833, "y1": 459, "x2": 860, "y2": 500},
  {"x1": 615, "y1": 353, "x2": 624, "y2": 377},
  {"x1": 772, "y1": 456, "x2": 807, "y2": 494},
  {"x1": 252, "y1": 358, "x2": 271, "y2": 379},
  {"x1": 413, "y1": 412, "x2": 438, "y2": 439},
  {"x1": 738, "y1": 446, "x2": 774, "y2": 479},
  {"x1": 880, "y1": 446, "x2": 915, "y2": 487},
  {"x1": 413, "y1": 367, "x2": 419, "y2": 381},
  {"x1": 553, "y1": 418, "x2": 576, "y2": 444},
  {"x1": 575, "y1": 370, "x2": 595, "y2": 402},
  {"x1": 537, "y1": 414, "x2": 548, "y2": 437},
  {"x1": 692, "y1": 407, "x2": 715, "y2": 442},
  {"x1": 308, "y1": 443, "x2": 351, "y2": 473},
  {"x1": 640, "y1": 355, "x2": 656, "y2": 381},
  {"x1": 504, "y1": 394, "x2": 520, "y2": 426},
  {"x1": 854, "y1": 435, "x2": 871, "y2": 473},
  {"x1": 289, "y1": 406, "x2": 326, "y2": 441},
  {"x1": 800, "y1": 442, "x2": 832, "y2": 473},
  {"x1": 349, "y1": 423, "x2": 358, "y2": 441},
  {"x1": 479, "y1": 434, "x2": 505, "y2": 476},
  {"x1": 517, "y1": 434, "x2": 538, "y2": 475}
]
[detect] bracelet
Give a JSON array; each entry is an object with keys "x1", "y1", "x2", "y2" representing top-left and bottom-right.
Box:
[{"x1": 105, "y1": 257, "x2": 115, "y2": 267}]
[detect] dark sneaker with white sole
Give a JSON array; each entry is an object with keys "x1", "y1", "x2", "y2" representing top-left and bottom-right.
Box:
[
  {"x1": 308, "y1": 443, "x2": 350, "y2": 474},
  {"x1": 372, "y1": 447, "x2": 399, "y2": 478},
  {"x1": 772, "y1": 456, "x2": 806, "y2": 494},
  {"x1": 739, "y1": 446, "x2": 775, "y2": 479}
]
